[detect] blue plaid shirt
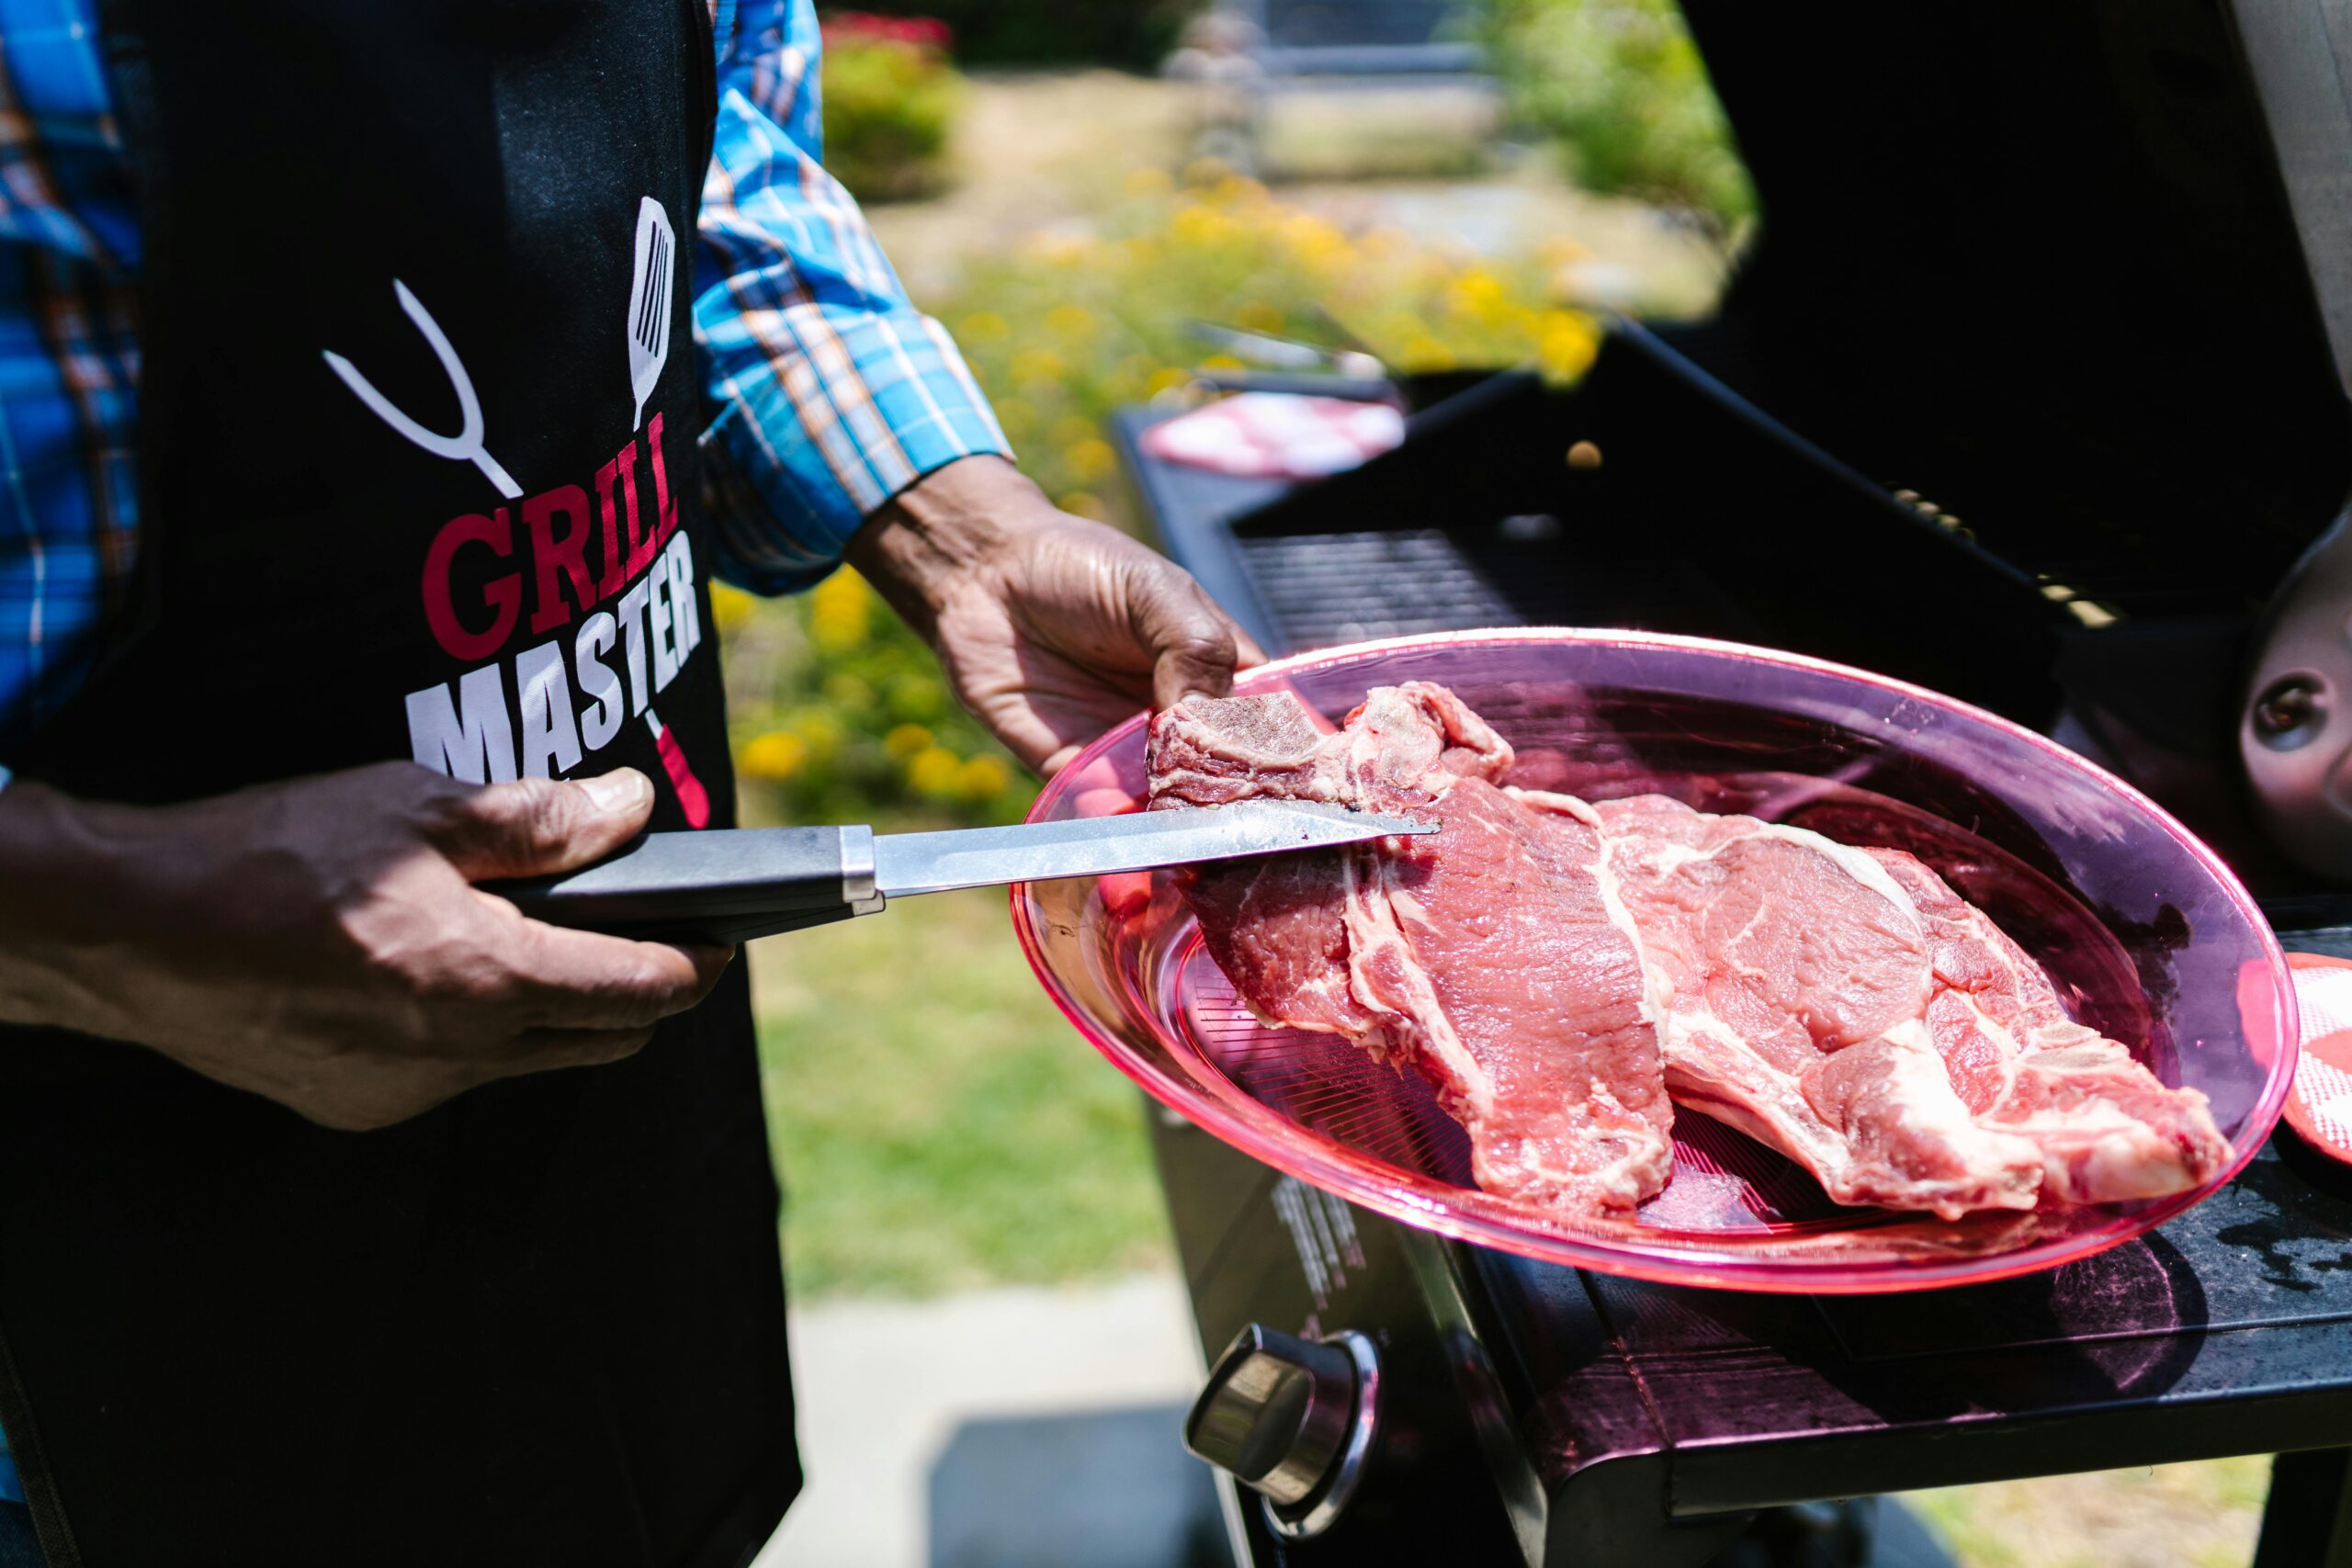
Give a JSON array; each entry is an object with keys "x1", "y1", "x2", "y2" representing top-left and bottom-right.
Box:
[{"x1": 0, "y1": 0, "x2": 1009, "y2": 761}]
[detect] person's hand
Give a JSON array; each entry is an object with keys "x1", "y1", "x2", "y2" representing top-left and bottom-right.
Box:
[
  {"x1": 848, "y1": 455, "x2": 1265, "y2": 773},
  {"x1": 0, "y1": 764, "x2": 729, "y2": 1131}
]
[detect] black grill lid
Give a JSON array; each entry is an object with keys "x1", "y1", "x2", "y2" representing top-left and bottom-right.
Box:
[{"x1": 1677, "y1": 1, "x2": 2352, "y2": 601}]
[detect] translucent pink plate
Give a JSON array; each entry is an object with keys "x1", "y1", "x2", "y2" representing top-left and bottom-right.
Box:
[{"x1": 1012, "y1": 630, "x2": 2299, "y2": 1292}]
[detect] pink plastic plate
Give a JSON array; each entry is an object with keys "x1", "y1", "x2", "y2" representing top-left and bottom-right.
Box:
[{"x1": 1012, "y1": 630, "x2": 2298, "y2": 1292}]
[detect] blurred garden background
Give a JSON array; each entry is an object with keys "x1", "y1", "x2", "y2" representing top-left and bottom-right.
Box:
[{"x1": 741, "y1": 7, "x2": 2265, "y2": 1565}]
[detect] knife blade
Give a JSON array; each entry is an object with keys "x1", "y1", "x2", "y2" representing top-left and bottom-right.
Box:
[
  {"x1": 488, "y1": 800, "x2": 1436, "y2": 946},
  {"x1": 873, "y1": 800, "x2": 1433, "y2": 897}
]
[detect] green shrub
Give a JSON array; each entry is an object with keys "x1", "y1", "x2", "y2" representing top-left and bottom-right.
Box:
[
  {"x1": 1484, "y1": 0, "x2": 1755, "y2": 224},
  {"x1": 820, "y1": 17, "x2": 962, "y2": 202},
  {"x1": 938, "y1": 168, "x2": 1599, "y2": 521}
]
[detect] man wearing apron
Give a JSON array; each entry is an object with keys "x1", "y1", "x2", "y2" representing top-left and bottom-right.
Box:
[{"x1": 0, "y1": 2, "x2": 1256, "y2": 1563}]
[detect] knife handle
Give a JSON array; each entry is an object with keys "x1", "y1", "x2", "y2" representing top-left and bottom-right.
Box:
[{"x1": 482, "y1": 826, "x2": 882, "y2": 946}]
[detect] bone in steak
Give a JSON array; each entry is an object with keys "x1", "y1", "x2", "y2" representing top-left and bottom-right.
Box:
[
  {"x1": 1869, "y1": 850, "x2": 2232, "y2": 1202},
  {"x1": 1589, "y1": 794, "x2": 2048, "y2": 1219},
  {"x1": 1149, "y1": 683, "x2": 1675, "y2": 1214},
  {"x1": 1148, "y1": 683, "x2": 2229, "y2": 1221}
]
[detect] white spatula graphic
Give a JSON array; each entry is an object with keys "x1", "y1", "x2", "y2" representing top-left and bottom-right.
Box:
[{"x1": 626, "y1": 197, "x2": 676, "y2": 431}]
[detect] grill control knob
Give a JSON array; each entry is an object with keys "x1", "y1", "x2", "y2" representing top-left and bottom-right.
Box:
[{"x1": 1183, "y1": 1325, "x2": 1380, "y2": 1540}]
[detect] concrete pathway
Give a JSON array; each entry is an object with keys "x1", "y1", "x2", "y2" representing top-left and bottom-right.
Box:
[{"x1": 754, "y1": 1273, "x2": 1216, "y2": 1568}]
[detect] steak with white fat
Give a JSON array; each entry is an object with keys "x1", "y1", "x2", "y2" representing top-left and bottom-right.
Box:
[
  {"x1": 1148, "y1": 684, "x2": 2230, "y2": 1220},
  {"x1": 1149, "y1": 683, "x2": 1676, "y2": 1214},
  {"x1": 1589, "y1": 795, "x2": 2047, "y2": 1219}
]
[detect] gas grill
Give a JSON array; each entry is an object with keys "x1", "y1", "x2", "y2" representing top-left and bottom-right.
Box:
[{"x1": 1115, "y1": 5, "x2": 2352, "y2": 1563}]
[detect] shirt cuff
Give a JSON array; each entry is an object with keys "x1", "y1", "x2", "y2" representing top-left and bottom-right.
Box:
[{"x1": 699, "y1": 310, "x2": 1011, "y2": 594}]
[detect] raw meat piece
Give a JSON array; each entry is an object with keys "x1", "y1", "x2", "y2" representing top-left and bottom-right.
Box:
[
  {"x1": 1151, "y1": 682, "x2": 2230, "y2": 1222},
  {"x1": 1149, "y1": 685, "x2": 1675, "y2": 1214},
  {"x1": 1589, "y1": 795, "x2": 2047, "y2": 1219},
  {"x1": 1870, "y1": 850, "x2": 2232, "y2": 1202}
]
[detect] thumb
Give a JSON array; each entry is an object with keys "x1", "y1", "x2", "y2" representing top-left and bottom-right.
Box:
[
  {"x1": 430, "y1": 770, "x2": 656, "y2": 882},
  {"x1": 1136, "y1": 570, "x2": 1249, "y2": 714}
]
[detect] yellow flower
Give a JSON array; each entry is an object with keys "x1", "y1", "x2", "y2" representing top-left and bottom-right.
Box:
[
  {"x1": 1058, "y1": 491, "x2": 1107, "y2": 520},
  {"x1": 808, "y1": 570, "x2": 870, "y2": 654},
  {"x1": 1233, "y1": 300, "x2": 1284, "y2": 333},
  {"x1": 907, "y1": 745, "x2": 964, "y2": 797},
  {"x1": 1212, "y1": 174, "x2": 1268, "y2": 207},
  {"x1": 1397, "y1": 335, "x2": 1457, "y2": 373},
  {"x1": 708, "y1": 581, "x2": 756, "y2": 634},
  {"x1": 1170, "y1": 203, "x2": 1239, "y2": 248},
  {"x1": 1197, "y1": 354, "x2": 1247, "y2": 373},
  {"x1": 738, "y1": 731, "x2": 809, "y2": 783},
  {"x1": 957, "y1": 756, "x2": 1012, "y2": 800},
  {"x1": 1045, "y1": 304, "x2": 1099, "y2": 342},
  {"x1": 957, "y1": 310, "x2": 1011, "y2": 345},
  {"x1": 1124, "y1": 165, "x2": 1174, "y2": 200},
  {"x1": 1146, "y1": 367, "x2": 1193, "y2": 398},
  {"x1": 1049, "y1": 413, "x2": 1097, "y2": 449},
  {"x1": 1064, "y1": 437, "x2": 1117, "y2": 484},
  {"x1": 884, "y1": 723, "x2": 933, "y2": 761},
  {"x1": 1537, "y1": 310, "x2": 1599, "y2": 380},
  {"x1": 1445, "y1": 267, "x2": 1510, "y2": 323}
]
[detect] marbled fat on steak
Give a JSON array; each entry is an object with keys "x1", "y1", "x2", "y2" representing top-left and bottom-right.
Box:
[
  {"x1": 1589, "y1": 795, "x2": 2048, "y2": 1219},
  {"x1": 1148, "y1": 683, "x2": 1676, "y2": 1214},
  {"x1": 1148, "y1": 683, "x2": 2231, "y2": 1221},
  {"x1": 1870, "y1": 850, "x2": 2232, "y2": 1203}
]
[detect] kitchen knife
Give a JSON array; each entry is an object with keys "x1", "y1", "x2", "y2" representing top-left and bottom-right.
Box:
[{"x1": 488, "y1": 800, "x2": 1437, "y2": 946}]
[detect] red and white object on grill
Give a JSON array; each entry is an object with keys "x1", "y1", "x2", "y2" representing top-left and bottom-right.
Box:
[
  {"x1": 2285, "y1": 953, "x2": 2352, "y2": 1163},
  {"x1": 1140, "y1": 393, "x2": 1406, "y2": 479}
]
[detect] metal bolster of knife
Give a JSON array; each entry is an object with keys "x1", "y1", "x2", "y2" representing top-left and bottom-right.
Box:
[{"x1": 840, "y1": 824, "x2": 887, "y2": 919}]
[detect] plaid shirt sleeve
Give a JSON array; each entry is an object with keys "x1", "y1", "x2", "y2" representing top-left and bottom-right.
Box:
[
  {"x1": 695, "y1": 0, "x2": 1010, "y2": 595},
  {"x1": 0, "y1": 0, "x2": 140, "y2": 759}
]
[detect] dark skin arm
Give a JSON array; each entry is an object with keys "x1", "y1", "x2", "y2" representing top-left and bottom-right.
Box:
[
  {"x1": 0, "y1": 456, "x2": 1254, "y2": 1131},
  {"x1": 0, "y1": 764, "x2": 729, "y2": 1131}
]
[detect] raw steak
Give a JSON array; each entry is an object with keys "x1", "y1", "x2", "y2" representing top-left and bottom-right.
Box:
[
  {"x1": 1150, "y1": 683, "x2": 2230, "y2": 1221},
  {"x1": 1870, "y1": 850, "x2": 2232, "y2": 1202},
  {"x1": 1148, "y1": 684, "x2": 1676, "y2": 1214},
  {"x1": 1588, "y1": 795, "x2": 2047, "y2": 1219}
]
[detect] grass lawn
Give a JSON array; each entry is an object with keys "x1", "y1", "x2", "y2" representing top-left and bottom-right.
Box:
[
  {"x1": 1905, "y1": 1457, "x2": 2270, "y2": 1568},
  {"x1": 751, "y1": 884, "x2": 1172, "y2": 1300}
]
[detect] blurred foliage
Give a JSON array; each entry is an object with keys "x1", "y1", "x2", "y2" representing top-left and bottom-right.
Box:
[
  {"x1": 831, "y1": 0, "x2": 1201, "y2": 68},
  {"x1": 1483, "y1": 0, "x2": 1756, "y2": 224},
  {"x1": 722, "y1": 166, "x2": 1601, "y2": 827},
  {"x1": 719, "y1": 572, "x2": 1033, "y2": 830},
  {"x1": 819, "y1": 15, "x2": 964, "y2": 202},
  {"x1": 946, "y1": 165, "x2": 1599, "y2": 517}
]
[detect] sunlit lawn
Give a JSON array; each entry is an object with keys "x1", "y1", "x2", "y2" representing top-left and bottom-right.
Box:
[
  {"x1": 752, "y1": 886, "x2": 1171, "y2": 1300},
  {"x1": 1905, "y1": 1457, "x2": 2270, "y2": 1568}
]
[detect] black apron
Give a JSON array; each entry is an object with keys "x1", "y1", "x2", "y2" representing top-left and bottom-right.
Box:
[{"x1": 0, "y1": 3, "x2": 798, "y2": 1563}]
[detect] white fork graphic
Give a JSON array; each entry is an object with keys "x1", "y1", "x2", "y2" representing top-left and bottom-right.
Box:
[{"x1": 322, "y1": 280, "x2": 521, "y2": 500}]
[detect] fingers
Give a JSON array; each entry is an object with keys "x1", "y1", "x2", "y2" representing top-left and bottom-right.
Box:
[
  {"x1": 1132, "y1": 563, "x2": 1251, "y2": 714},
  {"x1": 495, "y1": 917, "x2": 733, "y2": 1031},
  {"x1": 429, "y1": 770, "x2": 656, "y2": 882}
]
